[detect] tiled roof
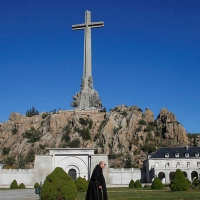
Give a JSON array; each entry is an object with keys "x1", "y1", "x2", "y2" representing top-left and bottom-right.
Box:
[{"x1": 150, "y1": 146, "x2": 200, "y2": 158}]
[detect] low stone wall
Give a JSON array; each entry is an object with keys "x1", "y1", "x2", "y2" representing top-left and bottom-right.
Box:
[
  {"x1": 0, "y1": 169, "x2": 35, "y2": 187},
  {"x1": 108, "y1": 168, "x2": 141, "y2": 185},
  {"x1": 0, "y1": 167, "x2": 142, "y2": 187}
]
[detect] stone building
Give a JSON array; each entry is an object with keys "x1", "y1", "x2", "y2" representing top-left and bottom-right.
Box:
[{"x1": 144, "y1": 146, "x2": 200, "y2": 183}]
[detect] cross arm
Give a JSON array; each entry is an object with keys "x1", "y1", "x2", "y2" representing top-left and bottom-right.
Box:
[
  {"x1": 89, "y1": 21, "x2": 104, "y2": 28},
  {"x1": 72, "y1": 23, "x2": 86, "y2": 30}
]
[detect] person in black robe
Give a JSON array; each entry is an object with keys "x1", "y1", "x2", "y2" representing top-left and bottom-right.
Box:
[{"x1": 85, "y1": 161, "x2": 108, "y2": 200}]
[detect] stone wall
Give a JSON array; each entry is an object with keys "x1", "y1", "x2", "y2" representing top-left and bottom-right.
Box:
[
  {"x1": 0, "y1": 169, "x2": 35, "y2": 188},
  {"x1": 107, "y1": 168, "x2": 141, "y2": 187},
  {"x1": 0, "y1": 167, "x2": 142, "y2": 188}
]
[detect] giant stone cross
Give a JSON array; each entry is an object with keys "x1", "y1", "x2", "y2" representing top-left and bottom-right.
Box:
[{"x1": 71, "y1": 10, "x2": 104, "y2": 110}]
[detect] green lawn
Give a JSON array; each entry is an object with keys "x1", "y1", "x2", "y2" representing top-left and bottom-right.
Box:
[{"x1": 77, "y1": 188, "x2": 200, "y2": 200}]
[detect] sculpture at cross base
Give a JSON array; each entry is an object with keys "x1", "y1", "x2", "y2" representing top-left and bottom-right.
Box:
[{"x1": 71, "y1": 10, "x2": 104, "y2": 110}]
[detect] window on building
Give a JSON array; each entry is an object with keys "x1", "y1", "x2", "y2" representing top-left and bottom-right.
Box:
[
  {"x1": 165, "y1": 153, "x2": 169, "y2": 157},
  {"x1": 197, "y1": 162, "x2": 200, "y2": 167},
  {"x1": 187, "y1": 162, "x2": 190, "y2": 167},
  {"x1": 166, "y1": 162, "x2": 170, "y2": 167},
  {"x1": 195, "y1": 152, "x2": 199, "y2": 157},
  {"x1": 175, "y1": 153, "x2": 179, "y2": 157},
  {"x1": 176, "y1": 162, "x2": 180, "y2": 167},
  {"x1": 185, "y1": 153, "x2": 189, "y2": 157}
]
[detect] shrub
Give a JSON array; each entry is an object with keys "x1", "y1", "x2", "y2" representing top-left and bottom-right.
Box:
[
  {"x1": 39, "y1": 144, "x2": 46, "y2": 149},
  {"x1": 108, "y1": 153, "x2": 117, "y2": 159},
  {"x1": 88, "y1": 120, "x2": 93, "y2": 129},
  {"x1": 129, "y1": 179, "x2": 135, "y2": 188},
  {"x1": 22, "y1": 127, "x2": 42, "y2": 143},
  {"x1": 10, "y1": 180, "x2": 18, "y2": 189},
  {"x1": 79, "y1": 118, "x2": 88, "y2": 126},
  {"x1": 34, "y1": 182, "x2": 40, "y2": 188},
  {"x1": 169, "y1": 169, "x2": 190, "y2": 191},
  {"x1": 61, "y1": 125, "x2": 71, "y2": 142},
  {"x1": 62, "y1": 143, "x2": 68, "y2": 148},
  {"x1": 25, "y1": 149, "x2": 35, "y2": 163},
  {"x1": 151, "y1": 177, "x2": 164, "y2": 190},
  {"x1": 42, "y1": 167, "x2": 77, "y2": 200},
  {"x1": 122, "y1": 111, "x2": 128, "y2": 117},
  {"x1": 138, "y1": 119, "x2": 147, "y2": 125},
  {"x1": 19, "y1": 183, "x2": 26, "y2": 189},
  {"x1": 135, "y1": 180, "x2": 142, "y2": 188},
  {"x1": 141, "y1": 144, "x2": 156, "y2": 154},
  {"x1": 74, "y1": 177, "x2": 88, "y2": 192},
  {"x1": 80, "y1": 128, "x2": 91, "y2": 140},
  {"x1": 2, "y1": 147, "x2": 10, "y2": 155},
  {"x1": 135, "y1": 126, "x2": 142, "y2": 132},
  {"x1": 5, "y1": 156, "x2": 15, "y2": 166},
  {"x1": 12, "y1": 128, "x2": 18, "y2": 135},
  {"x1": 193, "y1": 178, "x2": 199, "y2": 187},
  {"x1": 93, "y1": 133, "x2": 100, "y2": 141},
  {"x1": 68, "y1": 139, "x2": 80, "y2": 148}
]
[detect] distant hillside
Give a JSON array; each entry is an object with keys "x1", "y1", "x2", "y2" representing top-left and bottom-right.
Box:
[{"x1": 0, "y1": 105, "x2": 198, "y2": 169}]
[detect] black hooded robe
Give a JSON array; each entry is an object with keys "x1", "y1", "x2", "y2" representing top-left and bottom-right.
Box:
[{"x1": 85, "y1": 164, "x2": 108, "y2": 200}]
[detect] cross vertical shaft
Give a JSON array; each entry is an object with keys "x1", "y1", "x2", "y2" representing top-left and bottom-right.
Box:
[{"x1": 71, "y1": 11, "x2": 104, "y2": 110}]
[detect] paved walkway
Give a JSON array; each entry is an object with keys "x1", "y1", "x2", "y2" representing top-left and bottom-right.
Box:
[{"x1": 0, "y1": 189, "x2": 39, "y2": 200}]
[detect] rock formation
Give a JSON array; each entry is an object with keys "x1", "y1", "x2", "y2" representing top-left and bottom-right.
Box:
[{"x1": 0, "y1": 105, "x2": 192, "y2": 169}]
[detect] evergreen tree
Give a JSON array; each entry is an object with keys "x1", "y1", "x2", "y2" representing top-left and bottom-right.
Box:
[
  {"x1": 19, "y1": 183, "x2": 26, "y2": 189},
  {"x1": 169, "y1": 169, "x2": 190, "y2": 191},
  {"x1": 135, "y1": 180, "x2": 142, "y2": 188},
  {"x1": 129, "y1": 179, "x2": 135, "y2": 188},
  {"x1": 26, "y1": 106, "x2": 39, "y2": 117},
  {"x1": 42, "y1": 167, "x2": 77, "y2": 200},
  {"x1": 74, "y1": 177, "x2": 88, "y2": 192},
  {"x1": 151, "y1": 177, "x2": 164, "y2": 190},
  {"x1": 10, "y1": 180, "x2": 18, "y2": 189}
]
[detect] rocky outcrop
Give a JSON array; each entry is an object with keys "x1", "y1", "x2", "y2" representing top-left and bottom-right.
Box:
[
  {"x1": 0, "y1": 105, "x2": 190, "y2": 168},
  {"x1": 156, "y1": 108, "x2": 187, "y2": 142}
]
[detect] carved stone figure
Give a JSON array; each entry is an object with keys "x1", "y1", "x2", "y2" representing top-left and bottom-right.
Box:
[
  {"x1": 89, "y1": 92, "x2": 102, "y2": 109},
  {"x1": 70, "y1": 92, "x2": 81, "y2": 108},
  {"x1": 88, "y1": 76, "x2": 93, "y2": 89},
  {"x1": 81, "y1": 78, "x2": 85, "y2": 89}
]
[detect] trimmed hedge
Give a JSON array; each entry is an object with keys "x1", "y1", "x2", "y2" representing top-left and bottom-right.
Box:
[
  {"x1": 129, "y1": 179, "x2": 135, "y2": 188},
  {"x1": 34, "y1": 182, "x2": 40, "y2": 188},
  {"x1": 42, "y1": 167, "x2": 77, "y2": 200},
  {"x1": 75, "y1": 177, "x2": 88, "y2": 192},
  {"x1": 135, "y1": 180, "x2": 142, "y2": 188},
  {"x1": 129, "y1": 179, "x2": 142, "y2": 188},
  {"x1": 10, "y1": 180, "x2": 18, "y2": 189},
  {"x1": 19, "y1": 183, "x2": 26, "y2": 189},
  {"x1": 151, "y1": 177, "x2": 164, "y2": 190}
]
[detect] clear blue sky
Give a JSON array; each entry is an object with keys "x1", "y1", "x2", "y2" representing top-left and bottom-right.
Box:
[{"x1": 0, "y1": 0, "x2": 200, "y2": 133}]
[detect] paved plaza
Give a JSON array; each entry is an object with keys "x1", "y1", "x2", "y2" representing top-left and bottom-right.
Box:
[{"x1": 0, "y1": 189, "x2": 39, "y2": 200}]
